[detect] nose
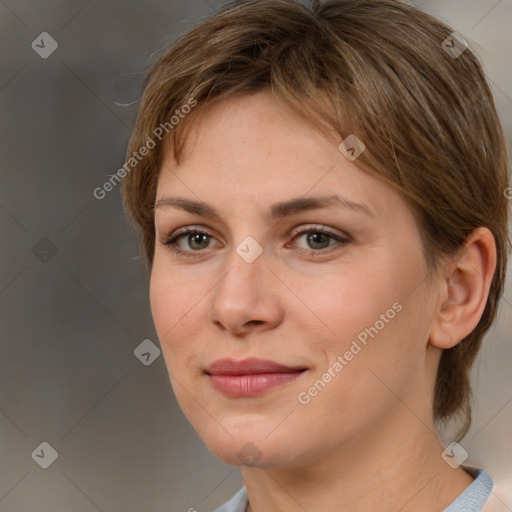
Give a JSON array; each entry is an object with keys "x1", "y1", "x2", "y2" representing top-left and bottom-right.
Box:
[{"x1": 208, "y1": 245, "x2": 284, "y2": 337}]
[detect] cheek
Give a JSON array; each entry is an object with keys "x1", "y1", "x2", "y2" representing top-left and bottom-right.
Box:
[
  {"x1": 149, "y1": 267, "x2": 204, "y2": 369},
  {"x1": 302, "y1": 261, "x2": 398, "y2": 348},
  {"x1": 292, "y1": 306, "x2": 422, "y2": 452},
  {"x1": 300, "y1": 253, "x2": 429, "y2": 400},
  {"x1": 149, "y1": 267, "x2": 209, "y2": 419}
]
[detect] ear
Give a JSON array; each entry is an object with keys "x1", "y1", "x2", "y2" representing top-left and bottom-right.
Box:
[{"x1": 429, "y1": 227, "x2": 497, "y2": 349}]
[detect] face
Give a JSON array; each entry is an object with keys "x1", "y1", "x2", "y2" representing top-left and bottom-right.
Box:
[{"x1": 150, "y1": 91, "x2": 441, "y2": 469}]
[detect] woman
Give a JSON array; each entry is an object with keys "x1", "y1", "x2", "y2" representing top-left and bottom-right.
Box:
[{"x1": 121, "y1": 0, "x2": 510, "y2": 510}]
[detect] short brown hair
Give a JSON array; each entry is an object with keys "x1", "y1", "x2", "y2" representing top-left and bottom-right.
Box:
[{"x1": 122, "y1": 0, "x2": 510, "y2": 438}]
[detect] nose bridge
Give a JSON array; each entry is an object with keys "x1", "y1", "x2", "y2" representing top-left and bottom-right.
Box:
[
  {"x1": 208, "y1": 237, "x2": 280, "y2": 333},
  {"x1": 217, "y1": 237, "x2": 266, "y2": 298}
]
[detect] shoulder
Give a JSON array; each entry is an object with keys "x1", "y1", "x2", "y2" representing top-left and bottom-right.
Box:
[
  {"x1": 444, "y1": 467, "x2": 494, "y2": 512},
  {"x1": 213, "y1": 486, "x2": 248, "y2": 512}
]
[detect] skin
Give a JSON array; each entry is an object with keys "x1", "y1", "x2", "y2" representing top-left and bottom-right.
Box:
[{"x1": 150, "y1": 91, "x2": 496, "y2": 511}]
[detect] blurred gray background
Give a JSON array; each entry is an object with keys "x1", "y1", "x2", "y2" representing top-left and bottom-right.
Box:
[{"x1": 0, "y1": 0, "x2": 511, "y2": 511}]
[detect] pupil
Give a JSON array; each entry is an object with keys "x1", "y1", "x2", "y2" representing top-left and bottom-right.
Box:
[
  {"x1": 308, "y1": 232, "x2": 328, "y2": 249},
  {"x1": 190, "y1": 233, "x2": 208, "y2": 249}
]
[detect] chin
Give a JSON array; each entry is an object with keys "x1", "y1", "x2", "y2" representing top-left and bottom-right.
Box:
[
  {"x1": 206, "y1": 438, "x2": 288, "y2": 469},
  {"x1": 193, "y1": 414, "x2": 293, "y2": 468}
]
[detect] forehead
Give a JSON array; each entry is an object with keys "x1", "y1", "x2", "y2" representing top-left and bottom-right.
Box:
[{"x1": 155, "y1": 91, "x2": 404, "y2": 222}]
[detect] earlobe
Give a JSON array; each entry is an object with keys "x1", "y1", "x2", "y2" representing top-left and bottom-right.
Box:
[{"x1": 429, "y1": 227, "x2": 497, "y2": 350}]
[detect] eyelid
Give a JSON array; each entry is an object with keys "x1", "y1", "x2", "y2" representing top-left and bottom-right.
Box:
[
  {"x1": 165, "y1": 225, "x2": 213, "y2": 240},
  {"x1": 289, "y1": 223, "x2": 349, "y2": 241}
]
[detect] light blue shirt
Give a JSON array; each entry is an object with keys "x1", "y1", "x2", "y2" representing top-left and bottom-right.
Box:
[{"x1": 214, "y1": 467, "x2": 493, "y2": 512}]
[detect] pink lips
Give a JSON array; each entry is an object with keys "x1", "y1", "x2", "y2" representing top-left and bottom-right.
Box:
[{"x1": 204, "y1": 358, "x2": 307, "y2": 397}]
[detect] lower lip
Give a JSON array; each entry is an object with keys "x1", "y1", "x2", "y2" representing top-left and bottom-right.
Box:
[{"x1": 207, "y1": 372, "x2": 305, "y2": 397}]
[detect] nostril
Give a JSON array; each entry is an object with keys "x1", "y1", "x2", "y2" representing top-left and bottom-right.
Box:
[{"x1": 246, "y1": 320, "x2": 263, "y2": 327}]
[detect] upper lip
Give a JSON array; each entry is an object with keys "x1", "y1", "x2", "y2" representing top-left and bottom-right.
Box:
[{"x1": 204, "y1": 358, "x2": 307, "y2": 376}]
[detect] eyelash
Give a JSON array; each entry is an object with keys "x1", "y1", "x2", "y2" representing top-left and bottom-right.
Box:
[{"x1": 161, "y1": 225, "x2": 350, "y2": 258}]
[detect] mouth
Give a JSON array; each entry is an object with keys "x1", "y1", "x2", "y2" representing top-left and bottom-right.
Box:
[{"x1": 204, "y1": 358, "x2": 308, "y2": 398}]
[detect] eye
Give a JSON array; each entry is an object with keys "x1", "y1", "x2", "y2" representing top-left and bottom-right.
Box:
[
  {"x1": 289, "y1": 225, "x2": 350, "y2": 253},
  {"x1": 160, "y1": 224, "x2": 350, "y2": 258},
  {"x1": 161, "y1": 228, "x2": 219, "y2": 256}
]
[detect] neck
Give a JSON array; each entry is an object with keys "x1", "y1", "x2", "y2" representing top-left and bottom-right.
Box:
[{"x1": 241, "y1": 410, "x2": 474, "y2": 512}]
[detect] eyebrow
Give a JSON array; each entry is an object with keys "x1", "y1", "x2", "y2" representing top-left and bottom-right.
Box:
[{"x1": 154, "y1": 194, "x2": 374, "y2": 220}]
